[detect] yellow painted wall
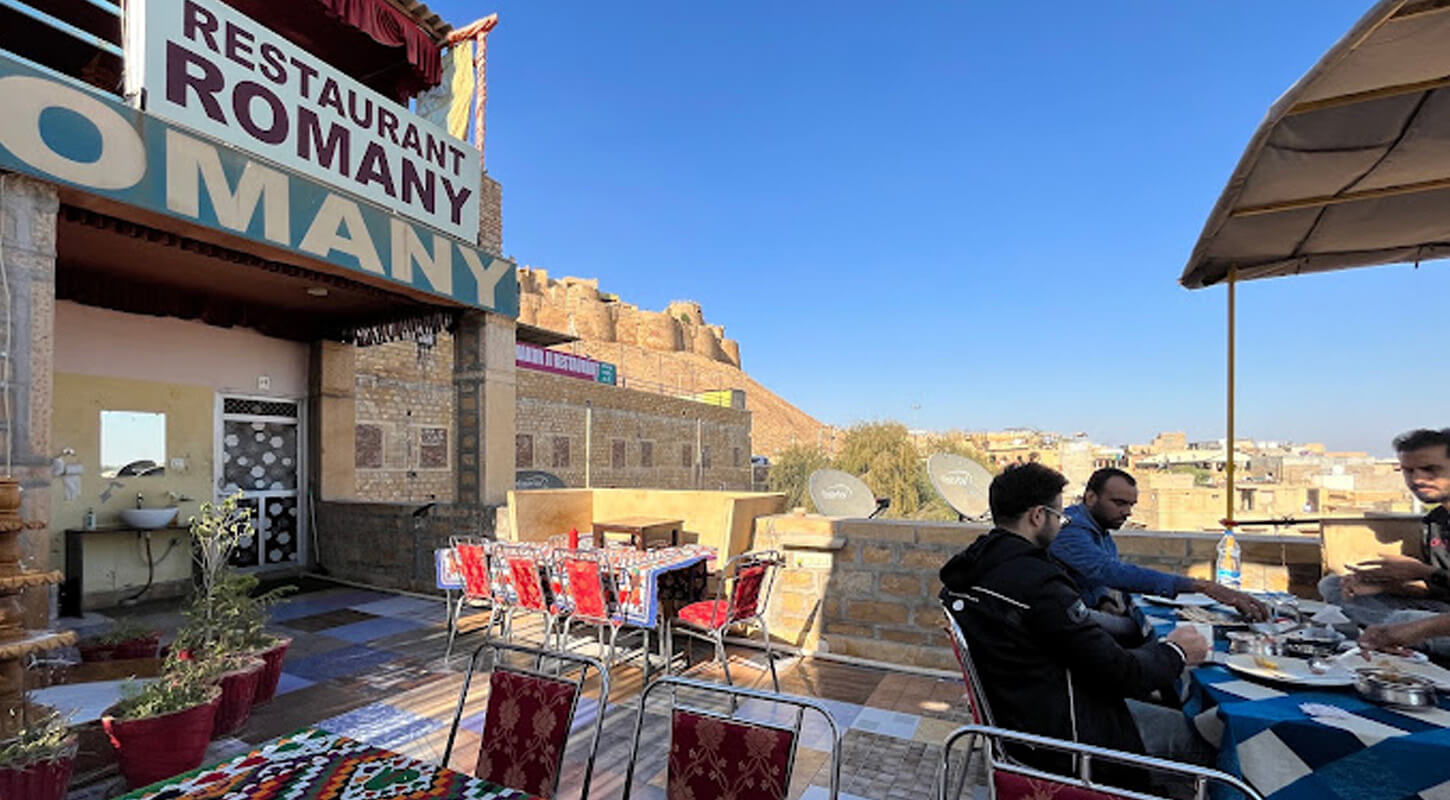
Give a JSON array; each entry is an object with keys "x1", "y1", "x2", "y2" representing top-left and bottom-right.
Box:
[{"x1": 52, "y1": 373, "x2": 216, "y2": 603}]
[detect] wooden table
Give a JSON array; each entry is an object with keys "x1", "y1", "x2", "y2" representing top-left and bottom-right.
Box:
[{"x1": 591, "y1": 516, "x2": 682, "y2": 550}]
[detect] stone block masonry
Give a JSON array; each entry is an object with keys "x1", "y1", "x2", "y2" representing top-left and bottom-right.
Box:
[
  {"x1": 354, "y1": 335, "x2": 456, "y2": 502},
  {"x1": 515, "y1": 369, "x2": 752, "y2": 490},
  {"x1": 314, "y1": 500, "x2": 488, "y2": 592}
]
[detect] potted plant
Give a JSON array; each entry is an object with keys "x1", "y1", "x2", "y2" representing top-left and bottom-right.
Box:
[
  {"x1": 171, "y1": 494, "x2": 293, "y2": 727},
  {"x1": 101, "y1": 660, "x2": 221, "y2": 788},
  {"x1": 79, "y1": 624, "x2": 162, "y2": 662},
  {"x1": 0, "y1": 705, "x2": 77, "y2": 800}
]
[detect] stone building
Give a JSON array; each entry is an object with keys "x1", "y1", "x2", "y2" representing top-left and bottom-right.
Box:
[{"x1": 1, "y1": 0, "x2": 521, "y2": 612}]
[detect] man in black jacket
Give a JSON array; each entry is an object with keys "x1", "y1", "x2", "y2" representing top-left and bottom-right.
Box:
[{"x1": 939, "y1": 462, "x2": 1211, "y2": 780}]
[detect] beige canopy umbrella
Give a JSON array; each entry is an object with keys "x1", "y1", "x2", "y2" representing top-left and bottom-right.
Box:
[{"x1": 1181, "y1": 0, "x2": 1447, "y2": 524}]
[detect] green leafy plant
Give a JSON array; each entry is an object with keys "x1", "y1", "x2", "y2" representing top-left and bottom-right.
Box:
[
  {"x1": 173, "y1": 492, "x2": 294, "y2": 658},
  {"x1": 85, "y1": 623, "x2": 158, "y2": 647},
  {"x1": 110, "y1": 661, "x2": 221, "y2": 721},
  {"x1": 0, "y1": 706, "x2": 74, "y2": 768}
]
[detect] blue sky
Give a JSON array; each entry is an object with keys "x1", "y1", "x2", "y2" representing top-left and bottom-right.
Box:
[{"x1": 429, "y1": 1, "x2": 1444, "y2": 456}]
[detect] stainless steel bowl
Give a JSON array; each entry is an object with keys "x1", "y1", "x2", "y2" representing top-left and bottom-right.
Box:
[
  {"x1": 1227, "y1": 632, "x2": 1279, "y2": 656},
  {"x1": 1354, "y1": 668, "x2": 1438, "y2": 709}
]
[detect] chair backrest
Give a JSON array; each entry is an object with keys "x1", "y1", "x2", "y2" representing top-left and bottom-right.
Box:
[
  {"x1": 670, "y1": 707, "x2": 796, "y2": 800},
  {"x1": 625, "y1": 675, "x2": 841, "y2": 800},
  {"x1": 938, "y1": 725, "x2": 1266, "y2": 800},
  {"x1": 725, "y1": 550, "x2": 782, "y2": 623},
  {"x1": 940, "y1": 604, "x2": 994, "y2": 726},
  {"x1": 497, "y1": 544, "x2": 551, "y2": 613},
  {"x1": 558, "y1": 549, "x2": 615, "y2": 623},
  {"x1": 454, "y1": 541, "x2": 493, "y2": 601},
  {"x1": 445, "y1": 640, "x2": 608, "y2": 800}
]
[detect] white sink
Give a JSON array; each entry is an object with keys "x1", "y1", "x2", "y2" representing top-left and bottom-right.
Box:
[{"x1": 118, "y1": 507, "x2": 179, "y2": 530}]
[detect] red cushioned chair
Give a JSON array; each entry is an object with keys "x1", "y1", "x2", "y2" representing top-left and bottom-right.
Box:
[
  {"x1": 444, "y1": 538, "x2": 505, "y2": 663},
  {"x1": 675, "y1": 549, "x2": 783, "y2": 691},
  {"x1": 553, "y1": 548, "x2": 655, "y2": 675},
  {"x1": 941, "y1": 604, "x2": 995, "y2": 726},
  {"x1": 623, "y1": 675, "x2": 841, "y2": 800},
  {"x1": 495, "y1": 542, "x2": 564, "y2": 648},
  {"x1": 937, "y1": 724, "x2": 1264, "y2": 800},
  {"x1": 443, "y1": 639, "x2": 609, "y2": 800}
]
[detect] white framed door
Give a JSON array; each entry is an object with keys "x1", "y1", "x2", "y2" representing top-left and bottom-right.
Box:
[{"x1": 215, "y1": 395, "x2": 306, "y2": 571}]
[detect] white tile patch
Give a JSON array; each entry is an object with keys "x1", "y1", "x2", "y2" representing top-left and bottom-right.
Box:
[
  {"x1": 352, "y1": 596, "x2": 445, "y2": 619},
  {"x1": 798, "y1": 786, "x2": 874, "y2": 800},
  {"x1": 1211, "y1": 679, "x2": 1287, "y2": 701},
  {"x1": 1236, "y1": 729, "x2": 1312, "y2": 797},
  {"x1": 849, "y1": 706, "x2": 921, "y2": 740}
]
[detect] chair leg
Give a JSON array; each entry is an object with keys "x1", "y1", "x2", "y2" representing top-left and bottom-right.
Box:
[
  {"x1": 715, "y1": 632, "x2": 733, "y2": 687},
  {"x1": 758, "y1": 617, "x2": 781, "y2": 692},
  {"x1": 642, "y1": 627, "x2": 652, "y2": 685},
  {"x1": 443, "y1": 593, "x2": 466, "y2": 664},
  {"x1": 607, "y1": 626, "x2": 620, "y2": 667}
]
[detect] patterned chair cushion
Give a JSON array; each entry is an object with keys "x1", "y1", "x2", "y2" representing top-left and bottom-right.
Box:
[
  {"x1": 668, "y1": 709, "x2": 795, "y2": 800},
  {"x1": 561, "y1": 556, "x2": 615, "y2": 623},
  {"x1": 992, "y1": 771, "x2": 1130, "y2": 800},
  {"x1": 678, "y1": 599, "x2": 733, "y2": 630},
  {"x1": 508, "y1": 557, "x2": 549, "y2": 612},
  {"x1": 475, "y1": 668, "x2": 579, "y2": 798},
  {"x1": 456, "y1": 544, "x2": 492, "y2": 600},
  {"x1": 731, "y1": 564, "x2": 767, "y2": 619}
]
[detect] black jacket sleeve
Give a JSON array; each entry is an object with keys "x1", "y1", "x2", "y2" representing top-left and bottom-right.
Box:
[{"x1": 1024, "y1": 573, "x2": 1186, "y2": 699}]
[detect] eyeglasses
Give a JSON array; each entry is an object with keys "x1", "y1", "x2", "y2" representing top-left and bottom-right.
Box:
[{"x1": 1037, "y1": 505, "x2": 1071, "y2": 526}]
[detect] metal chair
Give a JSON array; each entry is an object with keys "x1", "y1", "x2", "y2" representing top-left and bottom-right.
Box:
[
  {"x1": 444, "y1": 539, "x2": 504, "y2": 663},
  {"x1": 941, "y1": 603, "x2": 995, "y2": 726},
  {"x1": 674, "y1": 549, "x2": 783, "y2": 691},
  {"x1": 443, "y1": 639, "x2": 609, "y2": 800},
  {"x1": 623, "y1": 675, "x2": 841, "y2": 800},
  {"x1": 938, "y1": 724, "x2": 1265, "y2": 800},
  {"x1": 553, "y1": 548, "x2": 653, "y2": 677},
  {"x1": 496, "y1": 542, "x2": 564, "y2": 648}
]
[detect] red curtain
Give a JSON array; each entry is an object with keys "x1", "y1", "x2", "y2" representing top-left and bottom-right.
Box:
[{"x1": 313, "y1": 0, "x2": 442, "y2": 91}]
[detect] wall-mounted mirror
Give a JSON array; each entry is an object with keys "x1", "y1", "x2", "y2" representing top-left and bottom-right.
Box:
[{"x1": 100, "y1": 410, "x2": 166, "y2": 478}]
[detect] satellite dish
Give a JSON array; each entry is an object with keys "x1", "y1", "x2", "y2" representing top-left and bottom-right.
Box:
[
  {"x1": 808, "y1": 469, "x2": 889, "y2": 518},
  {"x1": 927, "y1": 453, "x2": 993, "y2": 522},
  {"x1": 515, "y1": 470, "x2": 566, "y2": 490}
]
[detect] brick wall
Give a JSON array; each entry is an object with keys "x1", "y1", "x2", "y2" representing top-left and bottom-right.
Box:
[
  {"x1": 478, "y1": 175, "x2": 503, "y2": 256},
  {"x1": 354, "y1": 335, "x2": 456, "y2": 502},
  {"x1": 314, "y1": 500, "x2": 489, "y2": 592},
  {"x1": 515, "y1": 369, "x2": 752, "y2": 490}
]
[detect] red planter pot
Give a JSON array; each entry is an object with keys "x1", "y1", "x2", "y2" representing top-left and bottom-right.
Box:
[
  {"x1": 103, "y1": 690, "x2": 221, "y2": 789},
  {"x1": 251, "y1": 636, "x2": 292, "y2": 706},
  {"x1": 113, "y1": 634, "x2": 161, "y2": 660},
  {"x1": 212, "y1": 658, "x2": 266, "y2": 737},
  {"x1": 0, "y1": 738, "x2": 77, "y2": 800},
  {"x1": 78, "y1": 643, "x2": 115, "y2": 662}
]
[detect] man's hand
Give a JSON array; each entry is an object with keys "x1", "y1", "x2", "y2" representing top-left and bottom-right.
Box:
[
  {"x1": 1342, "y1": 573, "x2": 1388, "y2": 599},
  {"x1": 1165, "y1": 626, "x2": 1210, "y2": 666},
  {"x1": 1347, "y1": 555, "x2": 1434, "y2": 585},
  {"x1": 1359, "y1": 622, "x2": 1421, "y2": 655},
  {"x1": 1195, "y1": 581, "x2": 1270, "y2": 621}
]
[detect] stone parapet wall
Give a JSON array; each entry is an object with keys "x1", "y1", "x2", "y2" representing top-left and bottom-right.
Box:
[
  {"x1": 754, "y1": 515, "x2": 1328, "y2": 673},
  {"x1": 314, "y1": 500, "x2": 489, "y2": 592}
]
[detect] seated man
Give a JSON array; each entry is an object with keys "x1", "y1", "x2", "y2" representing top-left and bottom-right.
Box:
[
  {"x1": 1321, "y1": 428, "x2": 1450, "y2": 656},
  {"x1": 940, "y1": 463, "x2": 1212, "y2": 784},
  {"x1": 1050, "y1": 468, "x2": 1267, "y2": 621}
]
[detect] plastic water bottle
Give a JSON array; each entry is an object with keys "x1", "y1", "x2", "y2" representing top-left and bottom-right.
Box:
[{"x1": 1216, "y1": 530, "x2": 1242, "y2": 588}]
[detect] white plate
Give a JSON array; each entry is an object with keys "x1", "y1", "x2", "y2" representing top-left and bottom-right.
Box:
[
  {"x1": 1222, "y1": 653, "x2": 1357, "y2": 687},
  {"x1": 1141, "y1": 592, "x2": 1217, "y2": 608}
]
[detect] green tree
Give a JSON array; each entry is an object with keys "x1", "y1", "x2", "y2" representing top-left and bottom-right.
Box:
[
  {"x1": 834, "y1": 422, "x2": 933, "y2": 518},
  {"x1": 767, "y1": 443, "x2": 832, "y2": 511}
]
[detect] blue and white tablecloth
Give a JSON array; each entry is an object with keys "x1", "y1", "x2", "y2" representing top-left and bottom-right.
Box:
[{"x1": 1140, "y1": 598, "x2": 1450, "y2": 800}]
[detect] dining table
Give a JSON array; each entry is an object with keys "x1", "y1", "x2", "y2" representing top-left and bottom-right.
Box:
[
  {"x1": 1141, "y1": 596, "x2": 1450, "y2": 800},
  {"x1": 114, "y1": 727, "x2": 538, "y2": 800}
]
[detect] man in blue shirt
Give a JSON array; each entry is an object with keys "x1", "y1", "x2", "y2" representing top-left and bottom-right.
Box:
[{"x1": 1049, "y1": 468, "x2": 1268, "y2": 621}]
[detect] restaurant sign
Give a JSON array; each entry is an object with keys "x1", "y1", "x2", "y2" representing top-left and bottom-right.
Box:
[
  {"x1": 0, "y1": 55, "x2": 516, "y2": 315},
  {"x1": 516, "y1": 342, "x2": 617, "y2": 385},
  {"x1": 134, "y1": 0, "x2": 482, "y2": 243}
]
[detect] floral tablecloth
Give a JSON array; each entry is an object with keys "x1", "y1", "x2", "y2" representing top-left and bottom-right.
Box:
[{"x1": 115, "y1": 727, "x2": 533, "y2": 800}]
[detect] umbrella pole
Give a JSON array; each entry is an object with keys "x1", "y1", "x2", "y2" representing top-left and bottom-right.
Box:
[{"x1": 1225, "y1": 266, "x2": 1237, "y2": 527}]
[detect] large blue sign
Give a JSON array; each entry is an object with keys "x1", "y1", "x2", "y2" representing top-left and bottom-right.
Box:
[{"x1": 0, "y1": 55, "x2": 517, "y2": 316}]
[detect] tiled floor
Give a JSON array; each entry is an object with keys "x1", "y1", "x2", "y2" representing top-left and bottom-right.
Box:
[{"x1": 71, "y1": 581, "x2": 982, "y2": 800}]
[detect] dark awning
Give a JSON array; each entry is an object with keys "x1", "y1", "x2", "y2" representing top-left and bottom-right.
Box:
[{"x1": 1181, "y1": 0, "x2": 1450, "y2": 288}]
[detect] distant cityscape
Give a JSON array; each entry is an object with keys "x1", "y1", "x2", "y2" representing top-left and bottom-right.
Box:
[{"x1": 909, "y1": 429, "x2": 1417, "y2": 532}]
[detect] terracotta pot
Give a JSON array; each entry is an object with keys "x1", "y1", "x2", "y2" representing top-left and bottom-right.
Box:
[
  {"x1": 0, "y1": 736, "x2": 77, "y2": 800},
  {"x1": 250, "y1": 636, "x2": 292, "y2": 705},
  {"x1": 112, "y1": 634, "x2": 161, "y2": 660},
  {"x1": 0, "y1": 480, "x2": 21, "y2": 513},
  {"x1": 211, "y1": 658, "x2": 266, "y2": 737},
  {"x1": 102, "y1": 689, "x2": 220, "y2": 789}
]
